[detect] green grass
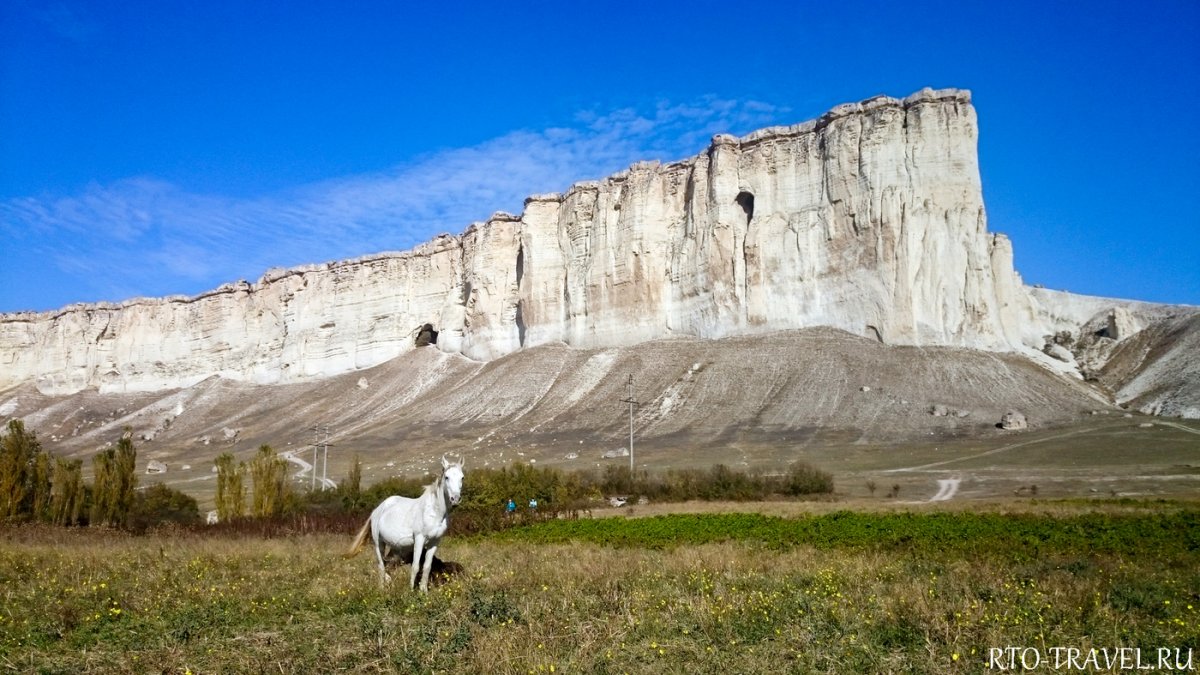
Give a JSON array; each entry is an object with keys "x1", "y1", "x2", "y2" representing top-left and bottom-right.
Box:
[
  {"x1": 2, "y1": 505, "x2": 1198, "y2": 673},
  {"x1": 496, "y1": 510, "x2": 1200, "y2": 558}
]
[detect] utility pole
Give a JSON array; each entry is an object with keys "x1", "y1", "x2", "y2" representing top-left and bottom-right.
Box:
[
  {"x1": 322, "y1": 433, "x2": 329, "y2": 488},
  {"x1": 619, "y1": 374, "x2": 639, "y2": 472},
  {"x1": 311, "y1": 425, "x2": 332, "y2": 490},
  {"x1": 311, "y1": 427, "x2": 318, "y2": 491}
]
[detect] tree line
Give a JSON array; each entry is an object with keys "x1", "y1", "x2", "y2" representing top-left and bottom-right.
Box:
[
  {"x1": 2, "y1": 418, "x2": 835, "y2": 534},
  {"x1": 0, "y1": 419, "x2": 306, "y2": 528},
  {"x1": 213, "y1": 443, "x2": 295, "y2": 521}
]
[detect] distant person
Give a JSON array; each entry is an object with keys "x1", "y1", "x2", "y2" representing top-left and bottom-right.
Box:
[
  {"x1": 528, "y1": 498, "x2": 538, "y2": 511},
  {"x1": 506, "y1": 498, "x2": 516, "y2": 515}
]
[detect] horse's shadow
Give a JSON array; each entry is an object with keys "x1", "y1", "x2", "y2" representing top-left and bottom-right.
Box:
[{"x1": 380, "y1": 545, "x2": 466, "y2": 587}]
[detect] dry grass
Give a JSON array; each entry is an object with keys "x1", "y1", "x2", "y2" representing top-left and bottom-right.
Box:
[{"x1": 2, "y1": 502, "x2": 1197, "y2": 673}]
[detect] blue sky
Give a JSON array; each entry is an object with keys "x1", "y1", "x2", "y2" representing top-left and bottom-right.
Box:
[{"x1": 2, "y1": 0, "x2": 1197, "y2": 312}]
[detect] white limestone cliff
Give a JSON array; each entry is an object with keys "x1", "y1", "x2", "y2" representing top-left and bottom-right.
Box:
[{"x1": 0, "y1": 88, "x2": 1138, "y2": 396}]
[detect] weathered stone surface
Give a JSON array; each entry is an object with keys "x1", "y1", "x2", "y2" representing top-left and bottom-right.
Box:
[
  {"x1": 1029, "y1": 289, "x2": 1199, "y2": 418},
  {"x1": 1043, "y1": 343, "x2": 1074, "y2": 363},
  {"x1": 1, "y1": 88, "x2": 1043, "y2": 395},
  {"x1": 0, "y1": 87, "x2": 1195, "y2": 420}
]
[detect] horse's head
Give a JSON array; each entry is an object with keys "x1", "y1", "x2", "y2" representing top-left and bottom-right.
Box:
[{"x1": 441, "y1": 454, "x2": 465, "y2": 506}]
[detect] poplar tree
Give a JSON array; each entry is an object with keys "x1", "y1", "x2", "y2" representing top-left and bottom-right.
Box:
[
  {"x1": 29, "y1": 452, "x2": 51, "y2": 521},
  {"x1": 250, "y1": 444, "x2": 287, "y2": 518},
  {"x1": 341, "y1": 454, "x2": 362, "y2": 509},
  {"x1": 0, "y1": 419, "x2": 42, "y2": 519},
  {"x1": 50, "y1": 458, "x2": 85, "y2": 525},
  {"x1": 215, "y1": 452, "x2": 246, "y2": 521},
  {"x1": 88, "y1": 431, "x2": 137, "y2": 527},
  {"x1": 112, "y1": 434, "x2": 137, "y2": 526},
  {"x1": 90, "y1": 448, "x2": 114, "y2": 525}
]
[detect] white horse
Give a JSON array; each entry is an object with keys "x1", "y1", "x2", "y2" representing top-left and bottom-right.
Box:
[{"x1": 345, "y1": 455, "x2": 464, "y2": 591}]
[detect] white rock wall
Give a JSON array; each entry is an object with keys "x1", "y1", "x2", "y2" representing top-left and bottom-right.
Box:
[
  {"x1": 1, "y1": 88, "x2": 1054, "y2": 395},
  {"x1": 0, "y1": 237, "x2": 464, "y2": 394},
  {"x1": 507, "y1": 88, "x2": 1044, "y2": 352}
]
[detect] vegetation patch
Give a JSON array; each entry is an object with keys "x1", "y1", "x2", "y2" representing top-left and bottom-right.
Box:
[
  {"x1": 498, "y1": 510, "x2": 1200, "y2": 558},
  {"x1": 1, "y1": 517, "x2": 1196, "y2": 674}
]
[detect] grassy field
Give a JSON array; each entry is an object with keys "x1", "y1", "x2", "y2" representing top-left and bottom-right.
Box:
[{"x1": 3, "y1": 502, "x2": 1198, "y2": 673}]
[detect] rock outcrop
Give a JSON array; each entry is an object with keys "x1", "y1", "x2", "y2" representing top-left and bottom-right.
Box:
[
  {"x1": 0, "y1": 88, "x2": 1045, "y2": 395},
  {"x1": 0, "y1": 87, "x2": 1194, "y2": 418},
  {"x1": 1029, "y1": 289, "x2": 1199, "y2": 417}
]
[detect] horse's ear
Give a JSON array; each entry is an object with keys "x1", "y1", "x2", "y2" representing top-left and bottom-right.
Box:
[{"x1": 441, "y1": 454, "x2": 450, "y2": 470}]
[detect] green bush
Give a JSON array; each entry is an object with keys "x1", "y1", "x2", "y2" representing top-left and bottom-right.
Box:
[{"x1": 133, "y1": 483, "x2": 200, "y2": 528}]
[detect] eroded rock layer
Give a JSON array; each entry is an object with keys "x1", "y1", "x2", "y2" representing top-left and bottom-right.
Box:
[{"x1": 0, "y1": 88, "x2": 1188, "y2": 403}]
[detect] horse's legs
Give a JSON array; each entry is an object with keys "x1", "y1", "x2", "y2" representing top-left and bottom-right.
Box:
[
  {"x1": 371, "y1": 523, "x2": 390, "y2": 584},
  {"x1": 419, "y1": 543, "x2": 438, "y2": 592},
  {"x1": 410, "y1": 534, "x2": 425, "y2": 590}
]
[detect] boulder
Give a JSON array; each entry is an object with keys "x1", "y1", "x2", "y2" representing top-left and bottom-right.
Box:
[
  {"x1": 1000, "y1": 410, "x2": 1028, "y2": 430},
  {"x1": 1043, "y1": 342, "x2": 1074, "y2": 362}
]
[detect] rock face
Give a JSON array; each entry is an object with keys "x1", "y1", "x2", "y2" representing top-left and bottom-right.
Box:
[
  {"x1": 0, "y1": 88, "x2": 1040, "y2": 395},
  {"x1": 0, "y1": 87, "x2": 1193, "y2": 413},
  {"x1": 1029, "y1": 289, "x2": 1199, "y2": 418}
]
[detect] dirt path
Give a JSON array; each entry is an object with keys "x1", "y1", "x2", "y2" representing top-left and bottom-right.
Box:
[
  {"x1": 881, "y1": 427, "x2": 1099, "y2": 474},
  {"x1": 283, "y1": 449, "x2": 337, "y2": 489},
  {"x1": 1157, "y1": 420, "x2": 1200, "y2": 437},
  {"x1": 927, "y1": 478, "x2": 961, "y2": 502}
]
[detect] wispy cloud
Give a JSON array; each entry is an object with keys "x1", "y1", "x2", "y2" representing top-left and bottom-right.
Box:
[
  {"x1": 35, "y1": 2, "x2": 98, "y2": 43},
  {"x1": 0, "y1": 98, "x2": 784, "y2": 312}
]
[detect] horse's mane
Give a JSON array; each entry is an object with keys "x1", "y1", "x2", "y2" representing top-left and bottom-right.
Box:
[{"x1": 422, "y1": 472, "x2": 443, "y2": 499}]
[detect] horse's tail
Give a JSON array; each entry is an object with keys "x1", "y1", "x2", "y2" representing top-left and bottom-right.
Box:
[{"x1": 343, "y1": 517, "x2": 372, "y2": 559}]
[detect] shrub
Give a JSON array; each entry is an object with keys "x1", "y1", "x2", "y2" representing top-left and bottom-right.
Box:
[
  {"x1": 133, "y1": 483, "x2": 200, "y2": 528},
  {"x1": 783, "y1": 461, "x2": 834, "y2": 496}
]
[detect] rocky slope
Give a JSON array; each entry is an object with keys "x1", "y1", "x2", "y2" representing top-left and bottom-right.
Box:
[
  {"x1": 1030, "y1": 289, "x2": 1199, "y2": 418},
  {"x1": 0, "y1": 328, "x2": 1116, "y2": 481}
]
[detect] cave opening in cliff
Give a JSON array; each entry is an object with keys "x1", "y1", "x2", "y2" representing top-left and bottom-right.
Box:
[
  {"x1": 515, "y1": 245, "x2": 525, "y2": 287},
  {"x1": 515, "y1": 301, "x2": 527, "y2": 347},
  {"x1": 415, "y1": 323, "x2": 438, "y2": 347},
  {"x1": 735, "y1": 191, "x2": 755, "y2": 225}
]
